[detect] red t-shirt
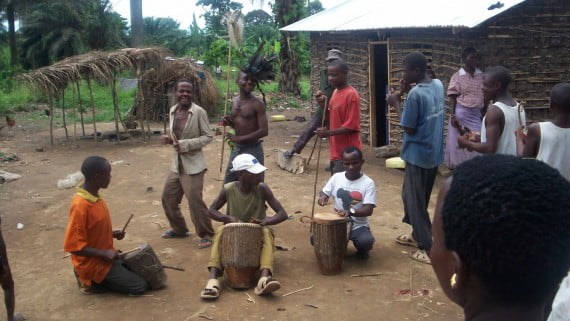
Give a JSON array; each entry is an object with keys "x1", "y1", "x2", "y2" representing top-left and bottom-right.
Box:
[{"x1": 328, "y1": 86, "x2": 362, "y2": 160}]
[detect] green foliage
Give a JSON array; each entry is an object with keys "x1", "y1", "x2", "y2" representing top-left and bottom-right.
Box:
[
  {"x1": 144, "y1": 17, "x2": 189, "y2": 56},
  {"x1": 196, "y1": 0, "x2": 244, "y2": 36},
  {"x1": 308, "y1": 0, "x2": 324, "y2": 16}
]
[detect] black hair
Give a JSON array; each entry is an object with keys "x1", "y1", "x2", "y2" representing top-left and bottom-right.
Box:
[
  {"x1": 240, "y1": 44, "x2": 277, "y2": 107},
  {"x1": 328, "y1": 59, "x2": 349, "y2": 74},
  {"x1": 403, "y1": 52, "x2": 427, "y2": 73},
  {"x1": 173, "y1": 79, "x2": 193, "y2": 91},
  {"x1": 81, "y1": 156, "x2": 110, "y2": 180},
  {"x1": 442, "y1": 155, "x2": 570, "y2": 305},
  {"x1": 485, "y1": 66, "x2": 512, "y2": 90},
  {"x1": 342, "y1": 146, "x2": 363, "y2": 161},
  {"x1": 461, "y1": 47, "x2": 478, "y2": 59},
  {"x1": 550, "y1": 82, "x2": 570, "y2": 112}
]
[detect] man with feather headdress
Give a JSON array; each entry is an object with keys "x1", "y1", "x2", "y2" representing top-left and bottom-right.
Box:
[{"x1": 221, "y1": 46, "x2": 276, "y2": 183}]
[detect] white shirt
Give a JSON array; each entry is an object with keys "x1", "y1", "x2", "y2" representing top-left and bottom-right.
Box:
[
  {"x1": 322, "y1": 172, "x2": 376, "y2": 231},
  {"x1": 481, "y1": 101, "x2": 526, "y2": 155},
  {"x1": 548, "y1": 271, "x2": 570, "y2": 321},
  {"x1": 537, "y1": 122, "x2": 570, "y2": 181}
]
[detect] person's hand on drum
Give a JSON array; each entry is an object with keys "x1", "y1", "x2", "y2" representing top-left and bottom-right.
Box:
[
  {"x1": 224, "y1": 216, "x2": 240, "y2": 224},
  {"x1": 250, "y1": 218, "x2": 271, "y2": 226},
  {"x1": 112, "y1": 230, "x2": 126, "y2": 240},
  {"x1": 318, "y1": 192, "x2": 329, "y2": 206},
  {"x1": 335, "y1": 208, "x2": 350, "y2": 218}
]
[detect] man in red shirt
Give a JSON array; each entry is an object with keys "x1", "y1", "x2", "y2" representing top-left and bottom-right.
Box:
[{"x1": 316, "y1": 59, "x2": 362, "y2": 174}]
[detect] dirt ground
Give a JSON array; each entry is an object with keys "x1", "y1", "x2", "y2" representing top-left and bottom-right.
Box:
[{"x1": 0, "y1": 109, "x2": 462, "y2": 321}]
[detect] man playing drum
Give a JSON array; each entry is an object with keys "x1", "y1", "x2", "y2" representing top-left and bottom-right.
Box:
[
  {"x1": 317, "y1": 146, "x2": 376, "y2": 259},
  {"x1": 63, "y1": 156, "x2": 148, "y2": 295},
  {"x1": 201, "y1": 154, "x2": 288, "y2": 299}
]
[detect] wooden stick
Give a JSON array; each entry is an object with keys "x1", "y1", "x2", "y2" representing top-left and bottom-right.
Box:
[
  {"x1": 245, "y1": 292, "x2": 255, "y2": 303},
  {"x1": 310, "y1": 95, "x2": 328, "y2": 227},
  {"x1": 350, "y1": 272, "x2": 382, "y2": 278},
  {"x1": 305, "y1": 137, "x2": 318, "y2": 167},
  {"x1": 282, "y1": 285, "x2": 314, "y2": 297},
  {"x1": 61, "y1": 90, "x2": 69, "y2": 141},
  {"x1": 219, "y1": 46, "x2": 233, "y2": 174},
  {"x1": 47, "y1": 90, "x2": 55, "y2": 146},
  {"x1": 121, "y1": 214, "x2": 134, "y2": 233},
  {"x1": 86, "y1": 78, "x2": 98, "y2": 142},
  {"x1": 76, "y1": 81, "x2": 85, "y2": 136},
  {"x1": 162, "y1": 264, "x2": 185, "y2": 272},
  {"x1": 120, "y1": 246, "x2": 141, "y2": 256}
]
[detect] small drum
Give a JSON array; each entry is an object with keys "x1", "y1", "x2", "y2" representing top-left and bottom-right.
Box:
[
  {"x1": 122, "y1": 243, "x2": 167, "y2": 290},
  {"x1": 220, "y1": 223, "x2": 263, "y2": 289},
  {"x1": 312, "y1": 213, "x2": 348, "y2": 275}
]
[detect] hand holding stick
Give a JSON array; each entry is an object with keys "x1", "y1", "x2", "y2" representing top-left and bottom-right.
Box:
[{"x1": 121, "y1": 214, "x2": 134, "y2": 233}]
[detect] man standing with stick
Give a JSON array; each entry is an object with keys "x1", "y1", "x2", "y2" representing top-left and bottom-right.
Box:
[{"x1": 160, "y1": 80, "x2": 215, "y2": 249}]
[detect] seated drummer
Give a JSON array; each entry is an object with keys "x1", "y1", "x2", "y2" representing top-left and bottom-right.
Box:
[
  {"x1": 317, "y1": 146, "x2": 376, "y2": 259},
  {"x1": 63, "y1": 156, "x2": 148, "y2": 295},
  {"x1": 201, "y1": 154, "x2": 288, "y2": 300}
]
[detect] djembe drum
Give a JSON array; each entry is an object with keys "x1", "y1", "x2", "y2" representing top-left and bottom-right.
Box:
[
  {"x1": 220, "y1": 223, "x2": 263, "y2": 289},
  {"x1": 312, "y1": 212, "x2": 348, "y2": 275},
  {"x1": 122, "y1": 243, "x2": 167, "y2": 290}
]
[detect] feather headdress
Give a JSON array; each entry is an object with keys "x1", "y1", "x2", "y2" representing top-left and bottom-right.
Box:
[{"x1": 241, "y1": 43, "x2": 277, "y2": 105}]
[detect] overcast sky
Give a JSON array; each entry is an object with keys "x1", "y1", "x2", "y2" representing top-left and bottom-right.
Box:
[{"x1": 109, "y1": 0, "x2": 346, "y2": 29}]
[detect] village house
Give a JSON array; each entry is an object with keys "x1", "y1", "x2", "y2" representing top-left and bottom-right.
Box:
[{"x1": 282, "y1": 0, "x2": 570, "y2": 147}]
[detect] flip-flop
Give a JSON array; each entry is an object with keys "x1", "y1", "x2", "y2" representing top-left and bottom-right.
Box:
[
  {"x1": 254, "y1": 276, "x2": 281, "y2": 296},
  {"x1": 410, "y1": 249, "x2": 431, "y2": 265},
  {"x1": 161, "y1": 230, "x2": 190, "y2": 239},
  {"x1": 200, "y1": 279, "x2": 221, "y2": 300},
  {"x1": 396, "y1": 234, "x2": 419, "y2": 248},
  {"x1": 198, "y1": 238, "x2": 212, "y2": 249}
]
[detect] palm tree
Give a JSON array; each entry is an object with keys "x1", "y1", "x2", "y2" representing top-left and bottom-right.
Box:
[{"x1": 130, "y1": 0, "x2": 143, "y2": 47}]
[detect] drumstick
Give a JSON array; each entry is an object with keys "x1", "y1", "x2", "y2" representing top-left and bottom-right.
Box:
[
  {"x1": 119, "y1": 246, "x2": 140, "y2": 257},
  {"x1": 162, "y1": 264, "x2": 185, "y2": 272},
  {"x1": 121, "y1": 214, "x2": 134, "y2": 233},
  {"x1": 310, "y1": 95, "x2": 329, "y2": 227}
]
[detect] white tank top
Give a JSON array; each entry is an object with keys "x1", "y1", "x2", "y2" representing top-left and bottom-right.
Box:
[
  {"x1": 537, "y1": 122, "x2": 570, "y2": 181},
  {"x1": 481, "y1": 101, "x2": 525, "y2": 156}
]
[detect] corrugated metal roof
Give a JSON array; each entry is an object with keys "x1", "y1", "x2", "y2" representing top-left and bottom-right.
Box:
[{"x1": 281, "y1": 0, "x2": 527, "y2": 32}]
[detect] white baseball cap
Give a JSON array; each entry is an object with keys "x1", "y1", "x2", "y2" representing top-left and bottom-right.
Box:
[{"x1": 230, "y1": 154, "x2": 267, "y2": 174}]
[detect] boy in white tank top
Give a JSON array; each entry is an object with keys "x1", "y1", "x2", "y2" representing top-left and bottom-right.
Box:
[
  {"x1": 458, "y1": 66, "x2": 525, "y2": 156},
  {"x1": 516, "y1": 82, "x2": 570, "y2": 181}
]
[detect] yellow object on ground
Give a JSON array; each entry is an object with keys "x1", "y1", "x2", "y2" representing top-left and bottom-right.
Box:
[
  {"x1": 386, "y1": 157, "x2": 406, "y2": 169},
  {"x1": 270, "y1": 115, "x2": 286, "y2": 122}
]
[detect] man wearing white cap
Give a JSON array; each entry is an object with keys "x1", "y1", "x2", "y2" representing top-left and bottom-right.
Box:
[{"x1": 200, "y1": 154, "x2": 288, "y2": 300}]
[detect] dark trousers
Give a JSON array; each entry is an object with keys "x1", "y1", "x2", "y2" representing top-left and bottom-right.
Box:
[
  {"x1": 330, "y1": 160, "x2": 344, "y2": 176},
  {"x1": 401, "y1": 162, "x2": 437, "y2": 252},
  {"x1": 224, "y1": 141, "x2": 264, "y2": 183},
  {"x1": 94, "y1": 260, "x2": 147, "y2": 295},
  {"x1": 349, "y1": 226, "x2": 375, "y2": 253}
]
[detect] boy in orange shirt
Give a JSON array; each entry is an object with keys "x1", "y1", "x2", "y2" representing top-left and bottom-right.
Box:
[{"x1": 63, "y1": 156, "x2": 147, "y2": 295}]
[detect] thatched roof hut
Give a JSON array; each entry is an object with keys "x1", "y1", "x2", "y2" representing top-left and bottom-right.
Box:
[
  {"x1": 129, "y1": 57, "x2": 219, "y2": 122},
  {"x1": 18, "y1": 47, "x2": 173, "y2": 145}
]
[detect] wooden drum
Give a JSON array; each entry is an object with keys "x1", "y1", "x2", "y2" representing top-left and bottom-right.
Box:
[
  {"x1": 122, "y1": 243, "x2": 167, "y2": 290},
  {"x1": 220, "y1": 223, "x2": 263, "y2": 289},
  {"x1": 312, "y1": 213, "x2": 348, "y2": 275}
]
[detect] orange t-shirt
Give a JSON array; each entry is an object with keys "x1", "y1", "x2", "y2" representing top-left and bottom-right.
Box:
[
  {"x1": 328, "y1": 86, "x2": 362, "y2": 161},
  {"x1": 63, "y1": 188, "x2": 114, "y2": 286}
]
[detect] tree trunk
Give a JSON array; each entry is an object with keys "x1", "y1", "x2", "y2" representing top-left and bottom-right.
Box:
[
  {"x1": 278, "y1": 33, "x2": 301, "y2": 95},
  {"x1": 130, "y1": 0, "x2": 144, "y2": 47},
  {"x1": 7, "y1": 0, "x2": 17, "y2": 67}
]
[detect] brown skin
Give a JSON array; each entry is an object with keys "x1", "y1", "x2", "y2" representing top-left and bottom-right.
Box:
[
  {"x1": 317, "y1": 151, "x2": 374, "y2": 218},
  {"x1": 70, "y1": 163, "x2": 126, "y2": 262},
  {"x1": 457, "y1": 74, "x2": 516, "y2": 153},
  {"x1": 162, "y1": 82, "x2": 193, "y2": 153},
  {"x1": 386, "y1": 64, "x2": 432, "y2": 135},
  {"x1": 431, "y1": 178, "x2": 547, "y2": 321},
  {"x1": 315, "y1": 65, "x2": 358, "y2": 138},
  {"x1": 449, "y1": 52, "x2": 482, "y2": 128},
  {"x1": 516, "y1": 85, "x2": 570, "y2": 157},
  {"x1": 203, "y1": 170, "x2": 288, "y2": 295},
  {"x1": 0, "y1": 217, "x2": 22, "y2": 321},
  {"x1": 221, "y1": 73, "x2": 268, "y2": 145}
]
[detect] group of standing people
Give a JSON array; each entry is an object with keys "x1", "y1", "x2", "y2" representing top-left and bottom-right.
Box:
[{"x1": 54, "y1": 45, "x2": 570, "y2": 321}]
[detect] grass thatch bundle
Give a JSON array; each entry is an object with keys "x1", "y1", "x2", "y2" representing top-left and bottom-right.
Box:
[{"x1": 130, "y1": 57, "x2": 220, "y2": 121}]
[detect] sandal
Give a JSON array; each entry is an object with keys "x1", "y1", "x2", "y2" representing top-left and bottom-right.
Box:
[
  {"x1": 396, "y1": 234, "x2": 419, "y2": 248},
  {"x1": 254, "y1": 276, "x2": 281, "y2": 296},
  {"x1": 198, "y1": 238, "x2": 212, "y2": 249},
  {"x1": 200, "y1": 279, "x2": 221, "y2": 300},
  {"x1": 161, "y1": 230, "x2": 190, "y2": 239},
  {"x1": 410, "y1": 249, "x2": 431, "y2": 265}
]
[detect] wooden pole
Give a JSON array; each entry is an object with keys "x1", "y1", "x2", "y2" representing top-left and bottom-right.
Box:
[
  {"x1": 47, "y1": 90, "x2": 54, "y2": 146},
  {"x1": 136, "y1": 64, "x2": 147, "y2": 139},
  {"x1": 310, "y1": 96, "x2": 328, "y2": 225},
  {"x1": 86, "y1": 78, "x2": 98, "y2": 141},
  {"x1": 112, "y1": 76, "x2": 133, "y2": 142},
  {"x1": 76, "y1": 81, "x2": 85, "y2": 136},
  {"x1": 111, "y1": 76, "x2": 121, "y2": 144},
  {"x1": 61, "y1": 90, "x2": 69, "y2": 141},
  {"x1": 71, "y1": 85, "x2": 77, "y2": 145},
  {"x1": 219, "y1": 44, "x2": 233, "y2": 174}
]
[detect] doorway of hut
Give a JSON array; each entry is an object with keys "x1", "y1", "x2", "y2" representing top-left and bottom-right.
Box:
[{"x1": 369, "y1": 43, "x2": 389, "y2": 147}]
